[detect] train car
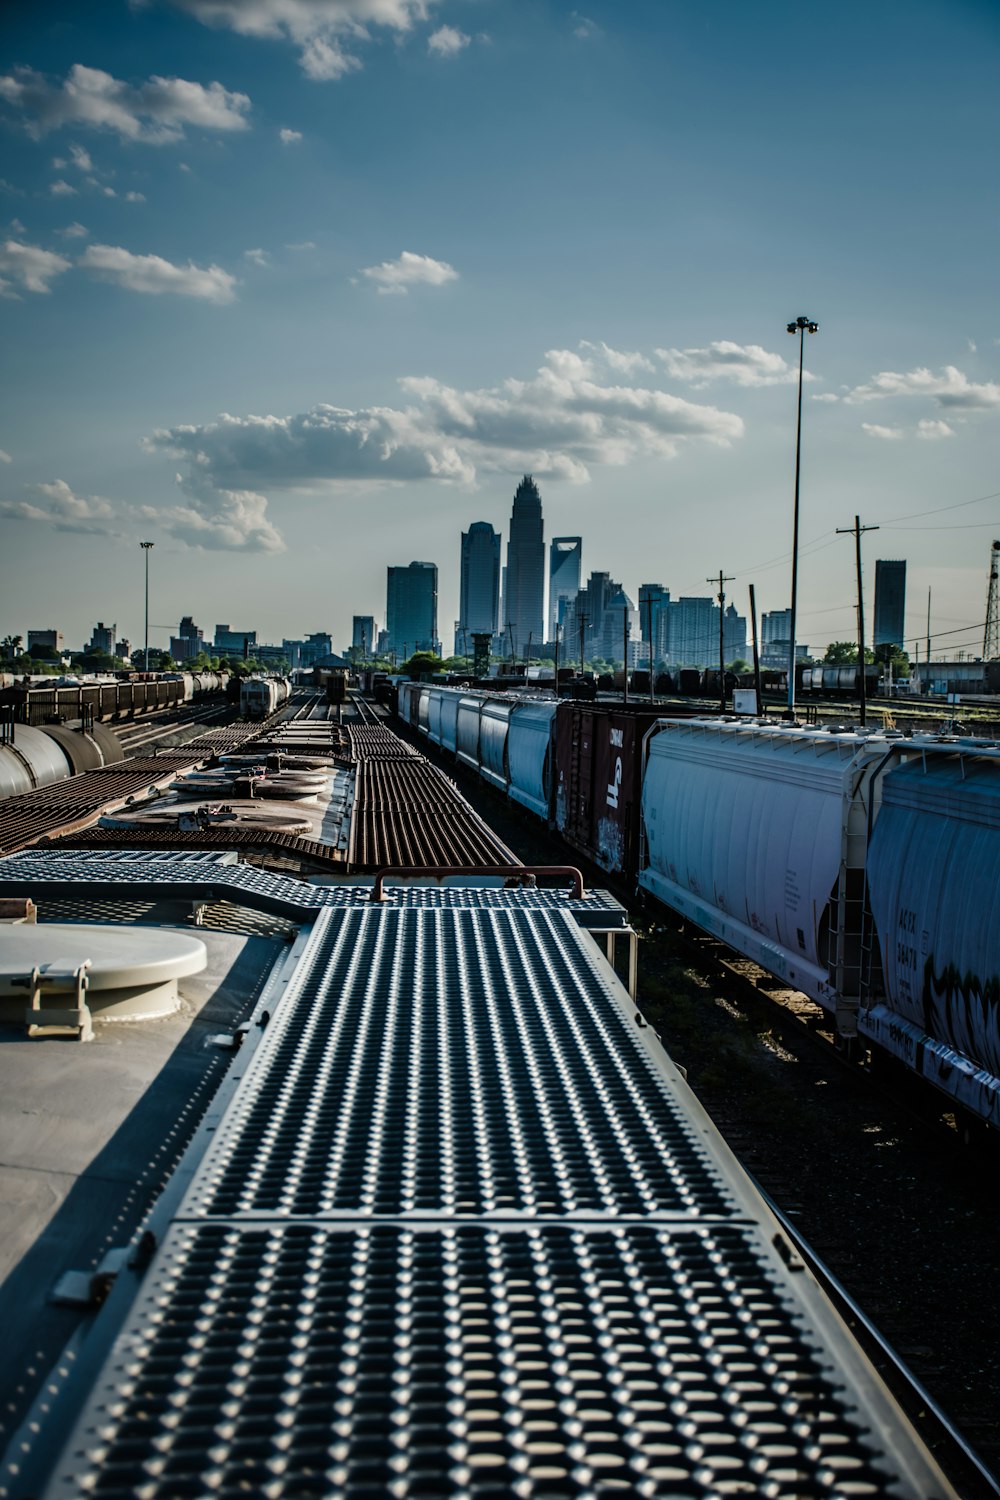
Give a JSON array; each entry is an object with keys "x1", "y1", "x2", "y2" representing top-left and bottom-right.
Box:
[
  {"x1": 861, "y1": 742, "x2": 1000, "y2": 1129},
  {"x1": 555, "y1": 703, "x2": 670, "y2": 875},
  {"x1": 478, "y1": 698, "x2": 514, "y2": 791},
  {"x1": 505, "y1": 699, "x2": 558, "y2": 818},
  {"x1": 0, "y1": 720, "x2": 123, "y2": 799},
  {"x1": 239, "y1": 675, "x2": 290, "y2": 721}
]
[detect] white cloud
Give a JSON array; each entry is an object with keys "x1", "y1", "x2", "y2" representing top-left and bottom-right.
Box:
[
  {"x1": 428, "y1": 25, "x2": 469, "y2": 56},
  {"x1": 279, "y1": 127, "x2": 302, "y2": 144},
  {"x1": 360, "y1": 249, "x2": 458, "y2": 294},
  {"x1": 125, "y1": 190, "x2": 146, "y2": 203},
  {"x1": 842, "y1": 364, "x2": 1000, "y2": 410},
  {"x1": 243, "y1": 247, "x2": 270, "y2": 266},
  {"x1": 59, "y1": 221, "x2": 89, "y2": 238},
  {"x1": 138, "y1": 490, "x2": 284, "y2": 553},
  {"x1": 286, "y1": 240, "x2": 316, "y2": 251},
  {"x1": 0, "y1": 64, "x2": 250, "y2": 143},
  {"x1": 162, "y1": 0, "x2": 433, "y2": 79},
  {"x1": 0, "y1": 238, "x2": 72, "y2": 295},
  {"x1": 80, "y1": 243, "x2": 237, "y2": 301},
  {"x1": 50, "y1": 179, "x2": 77, "y2": 196},
  {"x1": 861, "y1": 423, "x2": 904, "y2": 441},
  {"x1": 0, "y1": 478, "x2": 116, "y2": 533},
  {"x1": 579, "y1": 341, "x2": 655, "y2": 377},
  {"x1": 67, "y1": 142, "x2": 93, "y2": 171},
  {"x1": 143, "y1": 345, "x2": 744, "y2": 548},
  {"x1": 0, "y1": 449, "x2": 11, "y2": 463},
  {"x1": 656, "y1": 340, "x2": 806, "y2": 387},
  {"x1": 572, "y1": 12, "x2": 600, "y2": 39},
  {"x1": 917, "y1": 418, "x2": 955, "y2": 440}
]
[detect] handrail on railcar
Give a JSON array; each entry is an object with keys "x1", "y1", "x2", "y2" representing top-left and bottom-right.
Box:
[{"x1": 370, "y1": 864, "x2": 586, "y2": 902}]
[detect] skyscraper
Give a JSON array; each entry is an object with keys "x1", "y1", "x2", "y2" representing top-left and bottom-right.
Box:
[
  {"x1": 352, "y1": 615, "x2": 376, "y2": 657},
  {"x1": 548, "y1": 538, "x2": 582, "y2": 639},
  {"x1": 504, "y1": 476, "x2": 545, "y2": 655},
  {"x1": 386, "y1": 562, "x2": 439, "y2": 656},
  {"x1": 458, "y1": 522, "x2": 501, "y2": 653},
  {"x1": 873, "y1": 560, "x2": 906, "y2": 648}
]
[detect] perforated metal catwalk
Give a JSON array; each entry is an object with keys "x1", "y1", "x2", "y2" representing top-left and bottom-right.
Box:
[
  {"x1": 14, "y1": 899, "x2": 955, "y2": 1499},
  {"x1": 0, "y1": 849, "x2": 630, "y2": 929}
]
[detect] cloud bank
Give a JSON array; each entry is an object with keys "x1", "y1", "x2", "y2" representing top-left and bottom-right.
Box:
[
  {"x1": 655, "y1": 340, "x2": 807, "y2": 387},
  {"x1": 0, "y1": 238, "x2": 71, "y2": 296},
  {"x1": 143, "y1": 344, "x2": 744, "y2": 550},
  {"x1": 0, "y1": 64, "x2": 250, "y2": 143},
  {"x1": 840, "y1": 364, "x2": 1000, "y2": 410}
]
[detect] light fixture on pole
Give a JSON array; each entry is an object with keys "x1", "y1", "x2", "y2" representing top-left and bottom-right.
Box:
[
  {"x1": 140, "y1": 541, "x2": 155, "y2": 670},
  {"x1": 785, "y1": 315, "x2": 818, "y2": 715}
]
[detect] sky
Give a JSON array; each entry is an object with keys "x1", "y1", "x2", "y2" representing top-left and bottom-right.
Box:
[{"x1": 0, "y1": 0, "x2": 998, "y2": 662}]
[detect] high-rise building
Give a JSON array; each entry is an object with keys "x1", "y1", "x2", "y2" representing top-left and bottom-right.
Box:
[
  {"x1": 27, "y1": 629, "x2": 64, "y2": 656},
  {"x1": 548, "y1": 538, "x2": 582, "y2": 639},
  {"x1": 352, "y1": 616, "x2": 376, "y2": 658},
  {"x1": 386, "y1": 561, "x2": 439, "y2": 656},
  {"x1": 638, "y1": 584, "x2": 670, "y2": 662},
  {"x1": 873, "y1": 560, "x2": 906, "y2": 649},
  {"x1": 458, "y1": 523, "x2": 501, "y2": 653},
  {"x1": 170, "y1": 616, "x2": 203, "y2": 662},
  {"x1": 504, "y1": 476, "x2": 545, "y2": 655},
  {"x1": 595, "y1": 585, "x2": 637, "y2": 661},
  {"x1": 88, "y1": 621, "x2": 116, "y2": 656},
  {"x1": 659, "y1": 597, "x2": 747, "y2": 668}
]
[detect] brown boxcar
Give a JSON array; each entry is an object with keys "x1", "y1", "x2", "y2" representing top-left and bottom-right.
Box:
[{"x1": 553, "y1": 704, "x2": 665, "y2": 875}]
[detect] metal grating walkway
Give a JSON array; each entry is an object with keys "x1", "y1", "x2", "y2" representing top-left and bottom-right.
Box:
[
  {"x1": 22, "y1": 901, "x2": 954, "y2": 1498},
  {"x1": 0, "y1": 849, "x2": 630, "y2": 929},
  {"x1": 184, "y1": 909, "x2": 729, "y2": 1220}
]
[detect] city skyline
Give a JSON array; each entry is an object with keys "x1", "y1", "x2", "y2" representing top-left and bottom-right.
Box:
[{"x1": 0, "y1": 2, "x2": 997, "y2": 659}]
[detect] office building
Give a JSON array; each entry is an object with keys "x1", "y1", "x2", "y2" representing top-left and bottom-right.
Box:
[
  {"x1": 27, "y1": 629, "x2": 64, "y2": 656},
  {"x1": 458, "y1": 523, "x2": 501, "y2": 654},
  {"x1": 548, "y1": 538, "x2": 582, "y2": 639},
  {"x1": 88, "y1": 621, "x2": 116, "y2": 656},
  {"x1": 659, "y1": 597, "x2": 748, "y2": 668},
  {"x1": 214, "y1": 624, "x2": 257, "y2": 657},
  {"x1": 386, "y1": 561, "x2": 439, "y2": 656},
  {"x1": 874, "y1": 560, "x2": 906, "y2": 649},
  {"x1": 352, "y1": 616, "x2": 376, "y2": 659},
  {"x1": 638, "y1": 584, "x2": 670, "y2": 662},
  {"x1": 170, "y1": 616, "x2": 203, "y2": 663},
  {"x1": 504, "y1": 476, "x2": 545, "y2": 655}
]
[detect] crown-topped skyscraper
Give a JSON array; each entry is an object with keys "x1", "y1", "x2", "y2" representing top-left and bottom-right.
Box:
[{"x1": 504, "y1": 476, "x2": 545, "y2": 656}]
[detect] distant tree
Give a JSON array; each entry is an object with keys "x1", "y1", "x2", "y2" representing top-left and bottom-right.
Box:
[
  {"x1": 1, "y1": 634, "x2": 23, "y2": 659},
  {"x1": 401, "y1": 651, "x2": 444, "y2": 679},
  {"x1": 824, "y1": 641, "x2": 875, "y2": 665},
  {"x1": 727, "y1": 658, "x2": 750, "y2": 674},
  {"x1": 873, "y1": 642, "x2": 910, "y2": 673},
  {"x1": 440, "y1": 655, "x2": 471, "y2": 673}
]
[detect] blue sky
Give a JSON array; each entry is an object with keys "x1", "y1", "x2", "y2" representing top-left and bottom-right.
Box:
[{"x1": 1, "y1": 0, "x2": 998, "y2": 660}]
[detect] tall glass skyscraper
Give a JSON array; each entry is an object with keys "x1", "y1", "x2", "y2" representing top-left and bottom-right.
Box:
[
  {"x1": 458, "y1": 522, "x2": 501, "y2": 650},
  {"x1": 504, "y1": 476, "x2": 545, "y2": 655},
  {"x1": 386, "y1": 562, "x2": 439, "y2": 657},
  {"x1": 549, "y1": 537, "x2": 582, "y2": 638},
  {"x1": 873, "y1": 560, "x2": 906, "y2": 648}
]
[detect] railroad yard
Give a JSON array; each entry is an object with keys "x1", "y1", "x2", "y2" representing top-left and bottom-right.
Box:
[{"x1": 0, "y1": 683, "x2": 997, "y2": 1499}]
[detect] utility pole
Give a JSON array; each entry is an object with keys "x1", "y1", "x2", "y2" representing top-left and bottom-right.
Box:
[
  {"x1": 140, "y1": 541, "x2": 154, "y2": 671},
  {"x1": 579, "y1": 613, "x2": 588, "y2": 679},
  {"x1": 646, "y1": 593, "x2": 654, "y2": 704},
  {"x1": 708, "y1": 569, "x2": 735, "y2": 713},
  {"x1": 984, "y1": 540, "x2": 999, "y2": 659},
  {"x1": 507, "y1": 621, "x2": 515, "y2": 665},
  {"x1": 749, "y1": 584, "x2": 763, "y2": 716},
  {"x1": 836, "y1": 516, "x2": 878, "y2": 726},
  {"x1": 926, "y1": 588, "x2": 932, "y2": 694},
  {"x1": 553, "y1": 623, "x2": 560, "y2": 693}
]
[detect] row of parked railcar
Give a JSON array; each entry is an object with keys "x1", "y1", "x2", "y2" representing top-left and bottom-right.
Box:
[
  {"x1": 0, "y1": 672, "x2": 230, "y2": 727},
  {"x1": 398, "y1": 680, "x2": 1000, "y2": 1132}
]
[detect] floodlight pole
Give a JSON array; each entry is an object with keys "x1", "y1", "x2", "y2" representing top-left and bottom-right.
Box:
[
  {"x1": 786, "y1": 316, "x2": 819, "y2": 715},
  {"x1": 140, "y1": 541, "x2": 154, "y2": 670}
]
